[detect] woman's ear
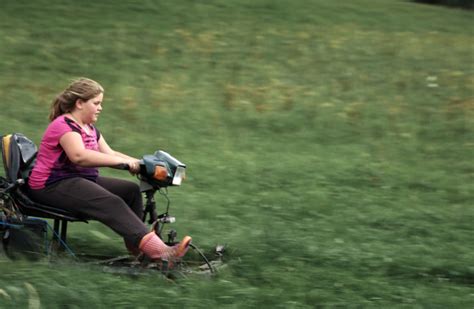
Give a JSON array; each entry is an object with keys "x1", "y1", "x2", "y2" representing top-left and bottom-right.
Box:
[{"x1": 75, "y1": 98, "x2": 84, "y2": 110}]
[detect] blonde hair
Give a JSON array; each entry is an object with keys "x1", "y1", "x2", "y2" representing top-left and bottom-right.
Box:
[{"x1": 49, "y1": 77, "x2": 104, "y2": 121}]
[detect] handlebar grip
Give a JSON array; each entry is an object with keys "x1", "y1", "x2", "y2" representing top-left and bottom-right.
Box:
[{"x1": 112, "y1": 163, "x2": 130, "y2": 170}]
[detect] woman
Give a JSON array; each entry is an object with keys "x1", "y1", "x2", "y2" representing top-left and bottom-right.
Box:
[{"x1": 27, "y1": 77, "x2": 191, "y2": 261}]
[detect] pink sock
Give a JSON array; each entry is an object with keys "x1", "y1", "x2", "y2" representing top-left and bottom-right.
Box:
[{"x1": 139, "y1": 232, "x2": 174, "y2": 260}]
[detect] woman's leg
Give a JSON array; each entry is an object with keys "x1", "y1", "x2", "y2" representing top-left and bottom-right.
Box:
[
  {"x1": 96, "y1": 176, "x2": 143, "y2": 221},
  {"x1": 28, "y1": 177, "x2": 191, "y2": 260},
  {"x1": 96, "y1": 176, "x2": 144, "y2": 254},
  {"x1": 94, "y1": 177, "x2": 192, "y2": 258},
  {"x1": 28, "y1": 177, "x2": 148, "y2": 247}
]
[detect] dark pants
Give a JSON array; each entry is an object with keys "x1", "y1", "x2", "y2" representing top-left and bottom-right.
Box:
[{"x1": 28, "y1": 176, "x2": 149, "y2": 247}]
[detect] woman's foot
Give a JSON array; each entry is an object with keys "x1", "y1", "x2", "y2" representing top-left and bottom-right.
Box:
[
  {"x1": 174, "y1": 235, "x2": 192, "y2": 258},
  {"x1": 139, "y1": 232, "x2": 192, "y2": 261}
]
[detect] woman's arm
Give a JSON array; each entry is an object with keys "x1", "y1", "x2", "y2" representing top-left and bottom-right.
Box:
[
  {"x1": 60, "y1": 132, "x2": 140, "y2": 172},
  {"x1": 97, "y1": 134, "x2": 141, "y2": 173}
]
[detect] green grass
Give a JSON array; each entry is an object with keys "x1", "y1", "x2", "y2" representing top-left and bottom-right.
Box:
[{"x1": 0, "y1": 0, "x2": 473, "y2": 307}]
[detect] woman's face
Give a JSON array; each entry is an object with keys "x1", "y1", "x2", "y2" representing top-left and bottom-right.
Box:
[{"x1": 80, "y1": 93, "x2": 103, "y2": 124}]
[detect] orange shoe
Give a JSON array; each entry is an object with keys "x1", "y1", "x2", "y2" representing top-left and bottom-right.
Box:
[
  {"x1": 175, "y1": 236, "x2": 192, "y2": 258},
  {"x1": 161, "y1": 236, "x2": 191, "y2": 271}
]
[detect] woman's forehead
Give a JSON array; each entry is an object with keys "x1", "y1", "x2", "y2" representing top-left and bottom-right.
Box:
[{"x1": 90, "y1": 93, "x2": 103, "y2": 102}]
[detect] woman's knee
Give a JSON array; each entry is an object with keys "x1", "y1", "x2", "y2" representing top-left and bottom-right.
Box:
[
  {"x1": 128, "y1": 182, "x2": 141, "y2": 197},
  {"x1": 97, "y1": 177, "x2": 141, "y2": 198}
]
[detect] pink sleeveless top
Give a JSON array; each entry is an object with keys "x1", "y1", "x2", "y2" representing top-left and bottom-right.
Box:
[{"x1": 28, "y1": 115, "x2": 101, "y2": 189}]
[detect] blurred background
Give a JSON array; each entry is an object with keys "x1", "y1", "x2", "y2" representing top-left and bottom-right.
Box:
[{"x1": 0, "y1": 0, "x2": 472, "y2": 307}]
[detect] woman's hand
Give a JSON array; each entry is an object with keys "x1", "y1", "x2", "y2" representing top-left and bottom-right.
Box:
[{"x1": 125, "y1": 159, "x2": 141, "y2": 175}]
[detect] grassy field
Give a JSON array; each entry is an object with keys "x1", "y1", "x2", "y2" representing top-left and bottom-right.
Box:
[{"x1": 0, "y1": 0, "x2": 473, "y2": 307}]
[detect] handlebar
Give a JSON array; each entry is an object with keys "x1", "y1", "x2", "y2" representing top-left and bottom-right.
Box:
[{"x1": 112, "y1": 163, "x2": 130, "y2": 170}]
